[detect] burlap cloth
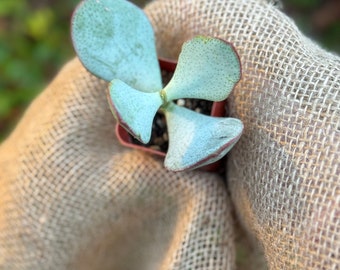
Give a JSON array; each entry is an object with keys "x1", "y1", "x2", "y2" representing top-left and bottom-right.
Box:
[{"x1": 0, "y1": 0, "x2": 339, "y2": 269}]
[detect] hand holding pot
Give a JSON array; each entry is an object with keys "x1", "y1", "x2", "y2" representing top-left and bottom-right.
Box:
[
  {"x1": 0, "y1": 51, "x2": 236, "y2": 270},
  {"x1": 145, "y1": 0, "x2": 339, "y2": 268},
  {"x1": 0, "y1": 0, "x2": 339, "y2": 269}
]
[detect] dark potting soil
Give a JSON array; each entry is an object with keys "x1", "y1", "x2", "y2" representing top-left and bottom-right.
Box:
[
  {"x1": 131, "y1": 100, "x2": 214, "y2": 152},
  {"x1": 130, "y1": 69, "x2": 215, "y2": 153}
]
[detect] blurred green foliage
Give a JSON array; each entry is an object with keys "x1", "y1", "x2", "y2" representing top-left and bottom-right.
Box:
[
  {"x1": 0, "y1": 0, "x2": 339, "y2": 141},
  {"x1": 0, "y1": 0, "x2": 80, "y2": 140},
  {"x1": 284, "y1": 0, "x2": 340, "y2": 53}
]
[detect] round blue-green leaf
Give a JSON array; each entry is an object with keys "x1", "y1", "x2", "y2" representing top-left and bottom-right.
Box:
[
  {"x1": 107, "y1": 79, "x2": 162, "y2": 144},
  {"x1": 72, "y1": 0, "x2": 162, "y2": 92},
  {"x1": 164, "y1": 36, "x2": 241, "y2": 101},
  {"x1": 164, "y1": 103, "x2": 243, "y2": 171}
]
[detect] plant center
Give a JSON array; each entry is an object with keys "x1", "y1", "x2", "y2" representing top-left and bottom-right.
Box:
[{"x1": 159, "y1": 89, "x2": 168, "y2": 105}]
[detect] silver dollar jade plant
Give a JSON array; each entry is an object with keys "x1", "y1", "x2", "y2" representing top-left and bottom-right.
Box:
[{"x1": 71, "y1": 0, "x2": 243, "y2": 171}]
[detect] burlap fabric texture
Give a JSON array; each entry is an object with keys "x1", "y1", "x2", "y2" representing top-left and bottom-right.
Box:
[{"x1": 0, "y1": 0, "x2": 339, "y2": 269}]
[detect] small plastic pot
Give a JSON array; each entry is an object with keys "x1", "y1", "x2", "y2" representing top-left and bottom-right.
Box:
[{"x1": 115, "y1": 58, "x2": 227, "y2": 172}]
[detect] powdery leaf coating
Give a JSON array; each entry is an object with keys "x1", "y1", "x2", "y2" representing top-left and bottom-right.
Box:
[
  {"x1": 164, "y1": 36, "x2": 241, "y2": 102},
  {"x1": 107, "y1": 79, "x2": 162, "y2": 144},
  {"x1": 71, "y1": 0, "x2": 243, "y2": 171},
  {"x1": 105, "y1": 34, "x2": 243, "y2": 170},
  {"x1": 71, "y1": 0, "x2": 162, "y2": 92},
  {"x1": 164, "y1": 103, "x2": 243, "y2": 171}
]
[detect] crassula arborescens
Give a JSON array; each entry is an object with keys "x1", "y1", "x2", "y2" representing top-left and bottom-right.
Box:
[{"x1": 71, "y1": 0, "x2": 243, "y2": 171}]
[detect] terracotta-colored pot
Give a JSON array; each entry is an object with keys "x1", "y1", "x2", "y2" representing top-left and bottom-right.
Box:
[{"x1": 115, "y1": 58, "x2": 227, "y2": 172}]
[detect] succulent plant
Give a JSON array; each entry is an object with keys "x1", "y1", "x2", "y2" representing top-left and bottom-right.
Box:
[{"x1": 71, "y1": 0, "x2": 243, "y2": 171}]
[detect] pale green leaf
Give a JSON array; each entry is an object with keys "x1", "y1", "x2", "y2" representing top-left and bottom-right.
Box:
[
  {"x1": 108, "y1": 79, "x2": 162, "y2": 143},
  {"x1": 72, "y1": 0, "x2": 162, "y2": 92},
  {"x1": 164, "y1": 103, "x2": 243, "y2": 171},
  {"x1": 164, "y1": 36, "x2": 241, "y2": 102}
]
